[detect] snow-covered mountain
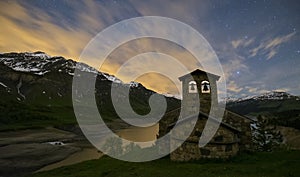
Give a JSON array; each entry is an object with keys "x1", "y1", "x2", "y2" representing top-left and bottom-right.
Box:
[
  {"x1": 0, "y1": 51, "x2": 134, "y2": 86},
  {"x1": 253, "y1": 91, "x2": 297, "y2": 100},
  {"x1": 226, "y1": 91, "x2": 299, "y2": 103},
  {"x1": 226, "y1": 90, "x2": 300, "y2": 119},
  {"x1": 226, "y1": 91, "x2": 300, "y2": 131},
  {"x1": 0, "y1": 51, "x2": 166, "y2": 107},
  {"x1": 0, "y1": 51, "x2": 182, "y2": 136},
  {"x1": 0, "y1": 51, "x2": 180, "y2": 130}
]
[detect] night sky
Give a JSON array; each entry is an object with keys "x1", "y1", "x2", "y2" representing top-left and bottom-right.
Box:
[{"x1": 0, "y1": 0, "x2": 299, "y2": 99}]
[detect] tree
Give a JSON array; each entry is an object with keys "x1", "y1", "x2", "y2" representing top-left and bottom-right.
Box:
[{"x1": 252, "y1": 115, "x2": 283, "y2": 151}]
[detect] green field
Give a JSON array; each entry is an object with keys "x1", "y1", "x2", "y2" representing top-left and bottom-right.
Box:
[
  {"x1": 0, "y1": 100, "x2": 77, "y2": 131},
  {"x1": 30, "y1": 150, "x2": 300, "y2": 177}
]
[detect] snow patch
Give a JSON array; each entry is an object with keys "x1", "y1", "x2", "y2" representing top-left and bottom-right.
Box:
[
  {"x1": 226, "y1": 91, "x2": 297, "y2": 103},
  {"x1": 12, "y1": 66, "x2": 32, "y2": 72},
  {"x1": 128, "y1": 81, "x2": 139, "y2": 87},
  {"x1": 16, "y1": 79, "x2": 25, "y2": 99},
  {"x1": 25, "y1": 52, "x2": 51, "y2": 59},
  {"x1": 34, "y1": 71, "x2": 49, "y2": 75},
  {"x1": 0, "y1": 82, "x2": 7, "y2": 88},
  {"x1": 75, "y1": 63, "x2": 98, "y2": 74},
  {"x1": 47, "y1": 141, "x2": 65, "y2": 146},
  {"x1": 162, "y1": 93, "x2": 182, "y2": 100},
  {"x1": 102, "y1": 73, "x2": 123, "y2": 83}
]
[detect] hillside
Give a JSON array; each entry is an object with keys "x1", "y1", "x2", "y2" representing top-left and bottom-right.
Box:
[
  {"x1": 0, "y1": 52, "x2": 180, "y2": 131},
  {"x1": 226, "y1": 91, "x2": 300, "y2": 129}
]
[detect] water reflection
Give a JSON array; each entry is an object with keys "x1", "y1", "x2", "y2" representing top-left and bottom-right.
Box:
[
  {"x1": 116, "y1": 124, "x2": 159, "y2": 148},
  {"x1": 38, "y1": 123, "x2": 159, "y2": 171}
]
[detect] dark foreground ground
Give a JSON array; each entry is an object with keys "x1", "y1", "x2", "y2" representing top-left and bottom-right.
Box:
[{"x1": 30, "y1": 150, "x2": 300, "y2": 177}]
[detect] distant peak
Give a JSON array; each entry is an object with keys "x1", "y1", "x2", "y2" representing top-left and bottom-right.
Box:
[
  {"x1": 226, "y1": 91, "x2": 296, "y2": 103},
  {"x1": 258, "y1": 91, "x2": 292, "y2": 97},
  {"x1": 24, "y1": 51, "x2": 51, "y2": 59},
  {"x1": 0, "y1": 51, "x2": 126, "y2": 84}
]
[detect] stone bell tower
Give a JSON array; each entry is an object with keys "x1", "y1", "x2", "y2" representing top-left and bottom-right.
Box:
[{"x1": 179, "y1": 69, "x2": 220, "y2": 117}]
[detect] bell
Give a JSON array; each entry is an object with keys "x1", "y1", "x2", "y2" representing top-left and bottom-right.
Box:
[
  {"x1": 190, "y1": 84, "x2": 195, "y2": 90},
  {"x1": 203, "y1": 83, "x2": 209, "y2": 91}
]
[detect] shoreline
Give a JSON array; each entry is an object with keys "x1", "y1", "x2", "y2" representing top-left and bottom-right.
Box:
[
  {"x1": 0, "y1": 127, "x2": 84, "y2": 177},
  {"x1": 36, "y1": 147, "x2": 103, "y2": 172},
  {"x1": 0, "y1": 121, "x2": 132, "y2": 177}
]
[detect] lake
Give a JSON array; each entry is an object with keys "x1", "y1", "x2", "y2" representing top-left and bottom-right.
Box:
[{"x1": 38, "y1": 124, "x2": 159, "y2": 172}]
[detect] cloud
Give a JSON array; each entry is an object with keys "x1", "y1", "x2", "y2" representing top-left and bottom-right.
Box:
[
  {"x1": 136, "y1": 73, "x2": 180, "y2": 96},
  {"x1": 0, "y1": 1, "x2": 97, "y2": 60},
  {"x1": 2, "y1": 0, "x2": 298, "y2": 98},
  {"x1": 245, "y1": 86, "x2": 267, "y2": 94},
  {"x1": 231, "y1": 38, "x2": 254, "y2": 49},
  {"x1": 0, "y1": 1, "x2": 141, "y2": 60},
  {"x1": 216, "y1": 42, "x2": 250, "y2": 80},
  {"x1": 249, "y1": 32, "x2": 296, "y2": 59},
  {"x1": 246, "y1": 86, "x2": 258, "y2": 93},
  {"x1": 222, "y1": 56, "x2": 249, "y2": 79},
  {"x1": 99, "y1": 36, "x2": 219, "y2": 96},
  {"x1": 245, "y1": 84, "x2": 291, "y2": 96},
  {"x1": 213, "y1": 40, "x2": 253, "y2": 98},
  {"x1": 231, "y1": 32, "x2": 296, "y2": 60},
  {"x1": 0, "y1": 1, "x2": 216, "y2": 96},
  {"x1": 273, "y1": 88, "x2": 290, "y2": 92},
  {"x1": 227, "y1": 80, "x2": 243, "y2": 93},
  {"x1": 130, "y1": 0, "x2": 209, "y2": 24}
]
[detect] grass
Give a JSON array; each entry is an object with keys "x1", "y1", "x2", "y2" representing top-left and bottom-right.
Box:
[
  {"x1": 0, "y1": 100, "x2": 77, "y2": 131},
  {"x1": 0, "y1": 79, "x2": 180, "y2": 131},
  {"x1": 30, "y1": 150, "x2": 300, "y2": 177}
]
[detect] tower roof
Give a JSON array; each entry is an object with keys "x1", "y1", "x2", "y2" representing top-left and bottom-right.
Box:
[{"x1": 178, "y1": 69, "x2": 220, "y2": 81}]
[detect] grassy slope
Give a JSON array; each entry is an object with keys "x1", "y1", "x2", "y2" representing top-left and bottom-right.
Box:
[
  {"x1": 30, "y1": 150, "x2": 300, "y2": 177},
  {"x1": 0, "y1": 99, "x2": 76, "y2": 131},
  {"x1": 0, "y1": 86, "x2": 180, "y2": 131},
  {"x1": 0, "y1": 66, "x2": 180, "y2": 131},
  {"x1": 226, "y1": 99, "x2": 300, "y2": 130},
  {"x1": 227, "y1": 99, "x2": 300, "y2": 116}
]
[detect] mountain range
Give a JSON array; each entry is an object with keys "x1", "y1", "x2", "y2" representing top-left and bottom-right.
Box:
[
  {"x1": 1, "y1": 51, "x2": 299, "y2": 131},
  {"x1": 226, "y1": 91, "x2": 300, "y2": 129},
  {"x1": 0, "y1": 52, "x2": 180, "y2": 131}
]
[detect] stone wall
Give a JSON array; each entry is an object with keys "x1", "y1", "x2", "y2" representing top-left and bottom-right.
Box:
[
  {"x1": 170, "y1": 118, "x2": 240, "y2": 161},
  {"x1": 223, "y1": 110, "x2": 253, "y2": 151},
  {"x1": 171, "y1": 142, "x2": 239, "y2": 161},
  {"x1": 181, "y1": 74, "x2": 218, "y2": 116}
]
